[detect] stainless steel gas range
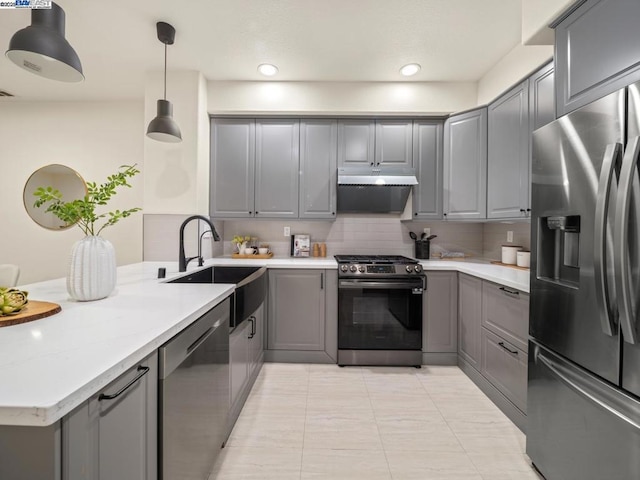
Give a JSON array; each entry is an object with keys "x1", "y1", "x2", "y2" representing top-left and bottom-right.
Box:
[{"x1": 334, "y1": 255, "x2": 425, "y2": 367}]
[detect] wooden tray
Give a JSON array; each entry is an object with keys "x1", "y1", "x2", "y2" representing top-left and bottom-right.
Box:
[
  {"x1": 0, "y1": 300, "x2": 61, "y2": 327},
  {"x1": 490, "y1": 261, "x2": 530, "y2": 271},
  {"x1": 232, "y1": 252, "x2": 274, "y2": 259}
]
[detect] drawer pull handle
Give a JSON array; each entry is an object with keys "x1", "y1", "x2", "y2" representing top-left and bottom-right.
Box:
[
  {"x1": 499, "y1": 286, "x2": 520, "y2": 296},
  {"x1": 99, "y1": 366, "x2": 150, "y2": 401},
  {"x1": 498, "y1": 342, "x2": 518, "y2": 355}
]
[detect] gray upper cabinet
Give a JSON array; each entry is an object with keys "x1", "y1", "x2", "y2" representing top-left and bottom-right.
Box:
[
  {"x1": 458, "y1": 273, "x2": 482, "y2": 370},
  {"x1": 210, "y1": 118, "x2": 256, "y2": 218},
  {"x1": 268, "y1": 269, "x2": 326, "y2": 351},
  {"x1": 443, "y1": 108, "x2": 488, "y2": 220},
  {"x1": 338, "y1": 120, "x2": 375, "y2": 167},
  {"x1": 555, "y1": 0, "x2": 640, "y2": 115},
  {"x1": 529, "y1": 62, "x2": 556, "y2": 132},
  {"x1": 423, "y1": 271, "x2": 458, "y2": 354},
  {"x1": 487, "y1": 81, "x2": 530, "y2": 219},
  {"x1": 413, "y1": 121, "x2": 444, "y2": 219},
  {"x1": 299, "y1": 119, "x2": 337, "y2": 219},
  {"x1": 375, "y1": 119, "x2": 413, "y2": 167},
  {"x1": 255, "y1": 119, "x2": 300, "y2": 218},
  {"x1": 63, "y1": 352, "x2": 158, "y2": 480}
]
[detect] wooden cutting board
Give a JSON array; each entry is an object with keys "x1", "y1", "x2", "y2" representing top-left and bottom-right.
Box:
[
  {"x1": 232, "y1": 252, "x2": 274, "y2": 259},
  {"x1": 0, "y1": 301, "x2": 62, "y2": 327},
  {"x1": 490, "y1": 260, "x2": 530, "y2": 271}
]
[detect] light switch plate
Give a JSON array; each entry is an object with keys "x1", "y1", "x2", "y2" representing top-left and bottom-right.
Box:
[
  {"x1": 284, "y1": 226, "x2": 290, "y2": 237},
  {"x1": 423, "y1": 228, "x2": 431, "y2": 237},
  {"x1": 507, "y1": 230, "x2": 514, "y2": 242}
]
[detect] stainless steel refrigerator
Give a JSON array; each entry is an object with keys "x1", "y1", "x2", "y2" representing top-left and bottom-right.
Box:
[{"x1": 528, "y1": 81, "x2": 640, "y2": 479}]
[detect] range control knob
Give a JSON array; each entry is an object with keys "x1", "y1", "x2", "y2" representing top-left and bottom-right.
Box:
[
  {"x1": 406, "y1": 265, "x2": 413, "y2": 273},
  {"x1": 414, "y1": 264, "x2": 423, "y2": 273},
  {"x1": 350, "y1": 265, "x2": 358, "y2": 273},
  {"x1": 340, "y1": 265, "x2": 348, "y2": 272}
]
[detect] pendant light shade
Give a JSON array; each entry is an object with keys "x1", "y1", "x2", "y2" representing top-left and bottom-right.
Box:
[
  {"x1": 5, "y1": 2, "x2": 83, "y2": 83},
  {"x1": 146, "y1": 22, "x2": 182, "y2": 143}
]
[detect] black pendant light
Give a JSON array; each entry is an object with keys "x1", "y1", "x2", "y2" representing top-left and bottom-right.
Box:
[
  {"x1": 146, "y1": 22, "x2": 182, "y2": 143},
  {"x1": 5, "y1": 2, "x2": 83, "y2": 83}
]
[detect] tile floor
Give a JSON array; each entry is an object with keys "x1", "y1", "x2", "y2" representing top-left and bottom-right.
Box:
[{"x1": 210, "y1": 363, "x2": 543, "y2": 480}]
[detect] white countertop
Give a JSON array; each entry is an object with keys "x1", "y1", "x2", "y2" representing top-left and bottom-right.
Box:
[
  {"x1": 0, "y1": 256, "x2": 528, "y2": 427},
  {"x1": 0, "y1": 262, "x2": 234, "y2": 427}
]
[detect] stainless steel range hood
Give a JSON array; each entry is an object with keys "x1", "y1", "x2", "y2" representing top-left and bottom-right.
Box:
[{"x1": 337, "y1": 167, "x2": 418, "y2": 213}]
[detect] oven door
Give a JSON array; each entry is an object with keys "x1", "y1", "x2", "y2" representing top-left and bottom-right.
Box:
[{"x1": 338, "y1": 277, "x2": 424, "y2": 350}]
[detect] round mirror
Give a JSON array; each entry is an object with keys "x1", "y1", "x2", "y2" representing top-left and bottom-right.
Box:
[{"x1": 23, "y1": 164, "x2": 87, "y2": 230}]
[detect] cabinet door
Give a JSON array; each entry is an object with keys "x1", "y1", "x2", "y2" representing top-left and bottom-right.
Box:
[
  {"x1": 487, "y1": 81, "x2": 530, "y2": 219},
  {"x1": 375, "y1": 119, "x2": 413, "y2": 167},
  {"x1": 268, "y1": 269, "x2": 325, "y2": 351},
  {"x1": 299, "y1": 119, "x2": 337, "y2": 219},
  {"x1": 481, "y1": 327, "x2": 528, "y2": 413},
  {"x1": 249, "y1": 303, "x2": 264, "y2": 375},
  {"x1": 412, "y1": 121, "x2": 443, "y2": 219},
  {"x1": 337, "y1": 120, "x2": 375, "y2": 167},
  {"x1": 555, "y1": 0, "x2": 640, "y2": 115},
  {"x1": 255, "y1": 119, "x2": 300, "y2": 218},
  {"x1": 210, "y1": 118, "x2": 256, "y2": 218},
  {"x1": 229, "y1": 321, "x2": 250, "y2": 408},
  {"x1": 458, "y1": 273, "x2": 482, "y2": 370},
  {"x1": 481, "y1": 281, "x2": 529, "y2": 353},
  {"x1": 63, "y1": 352, "x2": 158, "y2": 480},
  {"x1": 423, "y1": 271, "x2": 458, "y2": 353},
  {"x1": 529, "y1": 62, "x2": 555, "y2": 132},
  {"x1": 443, "y1": 108, "x2": 487, "y2": 220}
]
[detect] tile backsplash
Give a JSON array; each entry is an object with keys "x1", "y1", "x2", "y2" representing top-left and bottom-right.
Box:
[{"x1": 143, "y1": 213, "x2": 530, "y2": 262}]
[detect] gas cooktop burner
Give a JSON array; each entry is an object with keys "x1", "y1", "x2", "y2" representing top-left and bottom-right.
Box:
[{"x1": 334, "y1": 254, "x2": 418, "y2": 264}]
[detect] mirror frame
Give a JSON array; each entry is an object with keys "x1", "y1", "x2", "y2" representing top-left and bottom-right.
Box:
[{"x1": 23, "y1": 164, "x2": 87, "y2": 231}]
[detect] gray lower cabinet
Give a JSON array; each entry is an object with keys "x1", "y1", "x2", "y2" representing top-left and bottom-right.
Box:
[
  {"x1": 480, "y1": 327, "x2": 528, "y2": 413},
  {"x1": 229, "y1": 304, "x2": 264, "y2": 431},
  {"x1": 210, "y1": 118, "x2": 256, "y2": 218},
  {"x1": 487, "y1": 81, "x2": 530, "y2": 219},
  {"x1": 457, "y1": 273, "x2": 482, "y2": 370},
  {"x1": 481, "y1": 280, "x2": 530, "y2": 353},
  {"x1": 255, "y1": 119, "x2": 300, "y2": 218},
  {"x1": 555, "y1": 0, "x2": 640, "y2": 115},
  {"x1": 299, "y1": 119, "x2": 337, "y2": 219},
  {"x1": 63, "y1": 352, "x2": 158, "y2": 480},
  {"x1": 412, "y1": 121, "x2": 444, "y2": 220},
  {"x1": 443, "y1": 108, "x2": 487, "y2": 220},
  {"x1": 423, "y1": 271, "x2": 458, "y2": 364},
  {"x1": 266, "y1": 269, "x2": 337, "y2": 363}
]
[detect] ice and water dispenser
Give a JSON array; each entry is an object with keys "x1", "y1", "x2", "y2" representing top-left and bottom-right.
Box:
[{"x1": 538, "y1": 215, "x2": 581, "y2": 286}]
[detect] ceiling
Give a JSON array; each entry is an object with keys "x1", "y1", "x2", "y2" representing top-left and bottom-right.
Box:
[{"x1": 0, "y1": 0, "x2": 523, "y2": 101}]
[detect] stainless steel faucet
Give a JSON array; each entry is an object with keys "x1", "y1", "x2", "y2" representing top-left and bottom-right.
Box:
[{"x1": 179, "y1": 215, "x2": 220, "y2": 272}]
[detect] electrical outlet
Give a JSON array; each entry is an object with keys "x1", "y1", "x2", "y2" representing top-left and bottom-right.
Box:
[
  {"x1": 507, "y1": 230, "x2": 514, "y2": 243},
  {"x1": 284, "y1": 226, "x2": 290, "y2": 237},
  {"x1": 423, "y1": 228, "x2": 431, "y2": 237}
]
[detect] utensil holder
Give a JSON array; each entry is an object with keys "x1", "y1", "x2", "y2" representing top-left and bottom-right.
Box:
[{"x1": 415, "y1": 240, "x2": 430, "y2": 259}]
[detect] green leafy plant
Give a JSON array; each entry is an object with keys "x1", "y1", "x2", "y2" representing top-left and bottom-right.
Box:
[{"x1": 33, "y1": 164, "x2": 141, "y2": 236}]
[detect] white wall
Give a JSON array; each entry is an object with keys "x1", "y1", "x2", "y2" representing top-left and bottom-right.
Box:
[
  {"x1": 477, "y1": 44, "x2": 553, "y2": 105},
  {"x1": 522, "y1": 0, "x2": 575, "y2": 45},
  {"x1": 207, "y1": 81, "x2": 478, "y2": 115},
  {"x1": 0, "y1": 100, "x2": 144, "y2": 285}
]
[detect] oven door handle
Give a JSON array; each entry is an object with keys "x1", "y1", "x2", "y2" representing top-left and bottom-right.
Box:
[{"x1": 339, "y1": 279, "x2": 424, "y2": 290}]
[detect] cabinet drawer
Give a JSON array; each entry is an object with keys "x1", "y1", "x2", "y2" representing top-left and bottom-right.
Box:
[
  {"x1": 481, "y1": 327, "x2": 527, "y2": 413},
  {"x1": 482, "y1": 281, "x2": 529, "y2": 353}
]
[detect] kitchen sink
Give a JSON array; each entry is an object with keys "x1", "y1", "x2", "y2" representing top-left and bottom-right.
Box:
[{"x1": 169, "y1": 266, "x2": 267, "y2": 328}]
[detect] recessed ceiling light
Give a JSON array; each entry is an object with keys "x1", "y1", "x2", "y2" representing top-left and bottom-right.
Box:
[
  {"x1": 258, "y1": 64, "x2": 279, "y2": 77},
  {"x1": 400, "y1": 63, "x2": 421, "y2": 77}
]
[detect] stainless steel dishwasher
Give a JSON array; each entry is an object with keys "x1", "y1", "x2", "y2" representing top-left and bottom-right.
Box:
[{"x1": 159, "y1": 297, "x2": 230, "y2": 480}]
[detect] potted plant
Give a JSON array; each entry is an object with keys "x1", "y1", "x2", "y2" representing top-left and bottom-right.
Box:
[{"x1": 33, "y1": 164, "x2": 141, "y2": 301}]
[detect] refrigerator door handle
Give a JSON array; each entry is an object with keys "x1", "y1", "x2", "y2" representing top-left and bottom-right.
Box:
[
  {"x1": 594, "y1": 142, "x2": 622, "y2": 337},
  {"x1": 538, "y1": 350, "x2": 640, "y2": 431},
  {"x1": 615, "y1": 136, "x2": 640, "y2": 344}
]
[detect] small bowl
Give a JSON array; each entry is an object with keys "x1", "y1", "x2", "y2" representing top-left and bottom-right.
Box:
[{"x1": 258, "y1": 247, "x2": 270, "y2": 255}]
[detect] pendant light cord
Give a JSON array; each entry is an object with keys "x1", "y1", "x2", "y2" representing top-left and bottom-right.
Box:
[{"x1": 163, "y1": 42, "x2": 167, "y2": 101}]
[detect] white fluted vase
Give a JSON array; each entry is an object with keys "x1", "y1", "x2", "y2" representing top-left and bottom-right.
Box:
[{"x1": 67, "y1": 236, "x2": 116, "y2": 301}]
